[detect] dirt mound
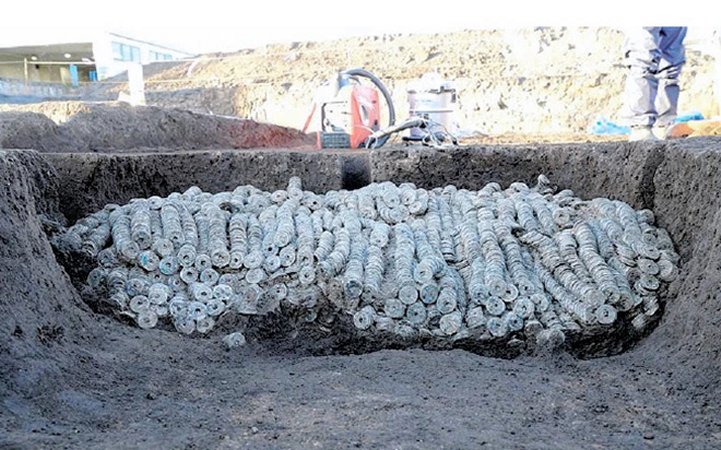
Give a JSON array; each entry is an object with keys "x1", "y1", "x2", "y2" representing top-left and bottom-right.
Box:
[
  {"x1": 0, "y1": 102, "x2": 313, "y2": 152},
  {"x1": 0, "y1": 111, "x2": 63, "y2": 150}
]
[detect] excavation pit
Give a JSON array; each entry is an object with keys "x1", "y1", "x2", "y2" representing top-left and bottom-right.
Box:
[{"x1": 2, "y1": 139, "x2": 721, "y2": 448}]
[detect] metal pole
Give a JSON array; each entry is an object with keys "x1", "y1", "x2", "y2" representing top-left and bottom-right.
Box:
[
  {"x1": 23, "y1": 57, "x2": 28, "y2": 86},
  {"x1": 715, "y1": 30, "x2": 721, "y2": 118}
]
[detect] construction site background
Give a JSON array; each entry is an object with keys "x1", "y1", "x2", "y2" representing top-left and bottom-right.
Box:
[{"x1": 1, "y1": 27, "x2": 719, "y2": 138}]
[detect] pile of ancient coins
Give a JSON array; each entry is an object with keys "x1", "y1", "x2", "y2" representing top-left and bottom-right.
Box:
[{"x1": 59, "y1": 175, "x2": 678, "y2": 349}]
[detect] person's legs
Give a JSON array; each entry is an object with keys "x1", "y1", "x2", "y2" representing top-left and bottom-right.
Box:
[
  {"x1": 655, "y1": 27, "x2": 687, "y2": 128},
  {"x1": 622, "y1": 27, "x2": 663, "y2": 130}
]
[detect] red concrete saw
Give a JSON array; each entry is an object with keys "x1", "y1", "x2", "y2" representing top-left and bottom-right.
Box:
[
  {"x1": 303, "y1": 68, "x2": 396, "y2": 149},
  {"x1": 303, "y1": 68, "x2": 458, "y2": 149}
]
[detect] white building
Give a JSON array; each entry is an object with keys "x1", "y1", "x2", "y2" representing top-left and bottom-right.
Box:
[
  {"x1": 93, "y1": 32, "x2": 194, "y2": 80},
  {"x1": 0, "y1": 31, "x2": 193, "y2": 85}
]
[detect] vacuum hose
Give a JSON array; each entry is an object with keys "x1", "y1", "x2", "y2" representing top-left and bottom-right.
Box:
[{"x1": 340, "y1": 68, "x2": 396, "y2": 148}]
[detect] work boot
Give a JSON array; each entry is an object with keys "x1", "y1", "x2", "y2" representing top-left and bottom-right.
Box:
[
  {"x1": 628, "y1": 126, "x2": 659, "y2": 142},
  {"x1": 652, "y1": 126, "x2": 671, "y2": 140}
]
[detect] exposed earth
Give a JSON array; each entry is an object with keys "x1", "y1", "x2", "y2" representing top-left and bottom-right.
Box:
[
  {"x1": 1, "y1": 26, "x2": 721, "y2": 450},
  {"x1": 81, "y1": 27, "x2": 719, "y2": 138},
  {"x1": 0, "y1": 102, "x2": 312, "y2": 152},
  {"x1": 2, "y1": 138, "x2": 721, "y2": 449}
]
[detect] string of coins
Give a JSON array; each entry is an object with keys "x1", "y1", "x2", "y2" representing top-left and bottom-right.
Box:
[{"x1": 59, "y1": 175, "x2": 679, "y2": 349}]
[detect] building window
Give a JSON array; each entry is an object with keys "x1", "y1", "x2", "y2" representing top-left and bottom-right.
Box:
[
  {"x1": 112, "y1": 41, "x2": 141, "y2": 62},
  {"x1": 150, "y1": 50, "x2": 173, "y2": 61}
]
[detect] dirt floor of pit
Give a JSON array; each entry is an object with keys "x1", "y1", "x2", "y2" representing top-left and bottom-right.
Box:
[{"x1": 3, "y1": 140, "x2": 721, "y2": 449}]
